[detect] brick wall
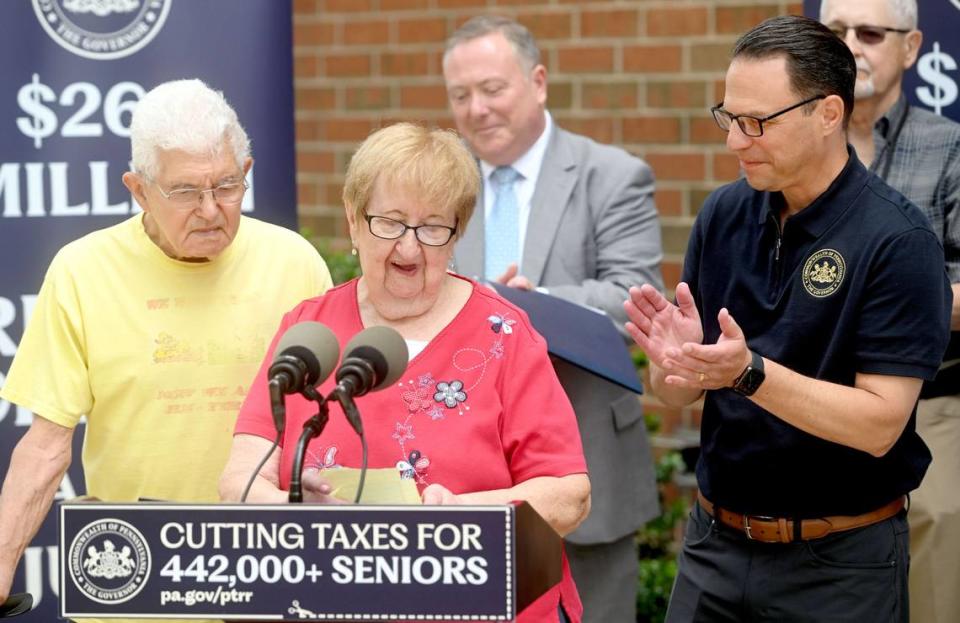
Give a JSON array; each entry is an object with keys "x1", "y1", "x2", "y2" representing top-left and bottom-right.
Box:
[{"x1": 292, "y1": 0, "x2": 803, "y2": 434}]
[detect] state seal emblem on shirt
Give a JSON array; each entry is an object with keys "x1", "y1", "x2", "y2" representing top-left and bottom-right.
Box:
[
  {"x1": 68, "y1": 519, "x2": 151, "y2": 604},
  {"x1": 802, "y1": 249, "x2": 845, "y2": 298}
]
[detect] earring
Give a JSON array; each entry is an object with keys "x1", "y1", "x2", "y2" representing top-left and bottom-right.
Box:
[{"x1": 351, "y1": 247, "x2": 357, "y2": 256}]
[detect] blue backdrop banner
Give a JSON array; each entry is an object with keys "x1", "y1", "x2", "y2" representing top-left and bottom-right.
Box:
[
  {"x1": 0, "y1": 1, "x2": 297, "y2": 620},
  {"x1": 802, "y1": 0, "x2": 960, "y2": 123}
]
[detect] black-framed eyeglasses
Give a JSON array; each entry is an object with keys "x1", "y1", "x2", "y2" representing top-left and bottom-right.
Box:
[
  {"x1": 711, "y1": 94, "x2": 826, "y2": 138},
  {"x1": 827, "y1": 23, "x2": 910, "y2": 46},
  {"x1": 363, "y1": 213, "x2": 458, "y2": 247},
  {"x1": 155, "y1": 179, "x2": 248, "y2": 208}
]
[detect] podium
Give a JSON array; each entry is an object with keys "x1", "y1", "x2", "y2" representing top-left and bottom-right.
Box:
[{"x1": 58, "y1": 500, "x2": 561, "y2": 621}]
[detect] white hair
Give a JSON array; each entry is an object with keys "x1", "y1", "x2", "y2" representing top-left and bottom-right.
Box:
[
  {"x1": 820, "y1": 0, "x2": 917, "y2": 30},
  {"x1": 130, "y1": 79, "x2": 250, "y2": 179}
]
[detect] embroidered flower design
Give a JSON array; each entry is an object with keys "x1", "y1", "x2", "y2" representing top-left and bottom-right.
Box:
[
  {"x1": 489, "y1": 341, "x2": 505, "y2": 360},
  {"x1": 397, "y1": 450, "x2": 430, "y2": 480},
  {"x1": 391, "y1": 422, "x2": 415, "y2": 443},
  {"x1": 434, "y1": 380, "x2": 467, "y2": 408},
  {"x1": 305, "y1": 445, "x2": 340, "y2": 471},
  {"x1": 427, "y1": 405, "x2": 446, "y2": 421},
  {"x1": 488, "y1": 314, "x2": 516, "y2": 334},
  {"x1": 401, "y1": 385, "x2": 433, "y2": 412},
  {"x1": 417, "y1": 373, "x2": 435, "y2": 388}
]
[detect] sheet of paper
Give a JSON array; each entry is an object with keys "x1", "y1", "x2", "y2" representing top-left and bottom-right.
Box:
[{"x1": 322, "y1": 468, "x2": 422, "y2": 504}]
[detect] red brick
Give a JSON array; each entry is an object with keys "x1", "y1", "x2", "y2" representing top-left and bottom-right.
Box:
[
  {"x1": 294, "y1": 55, "x2": 319, "y2": 78},
  {"x1": 713, "y1": 153, "x2": 741, "y2": 181},
  {"x1": 624, "y1": 45, "x2": 682, "y2": 73},
  {"x1": 297, "y1": 151, "x2": 336, "y2": 173},
  {"x1": 400, "y1": 84, "x2": 448, "y2": 109},
  {"x1": 397, "y1": 18, "x2": 448, "y2": 44},
  {"x1": 321, "y1": 0, "x2": 373, "y2": 11},
  {"x1": 516, "y1": 12, "x2": 573, "y2": 40},
  {"x1": 343, "y1": 20, "x2": 390, "y2": 46},
  {"x1": 716, "y1": 6, "x2": 780, "y2": 34},
  {"x1": 436, "y1": 0, "x2": 485, "y2": 7},
  {"x1": 322, "y1": 119, "x2": 374, "y2": 142},
  {"x1": 552, "y1": 117, "x2": 614, "y2": 145},
  {"x1": 323, "y1": 54, "x2": 372, "y2": 77},
  {"x1": 655, "y1": 189, "x2": 683, "y2": 217},
  {"x1": 644, "y1": 153, "x2": 706, "y2": 181},
  {"x1": 293, "y1": 0, "x2": 318, "y2": 14},
  {"x1": 380, "y1": 0, "x2": 429, "y2": 9},
  {"x1": 581, "y1": 10, "x2": 639, "y2": 38},
  {"x1": 647, "y1": 81, "x2": 709, "y2": 109},
  {"x1": 646, "y1": 7, "x2": 708, "y2": 37},
  {"x1": 691, "y1": 44, "x2": 733, "y2": 72},
  {"x1": 296, "y1": 87, "x2": 335, "y2": 110},
  {"x1": 661, "y1": 260, "x2": 683, "y2": 292},
  {"x1": 690, "y1": 116, "x2": 725, "y2": 144},
  {"x1": 622, "y1": 116, "x2": 681, "y2": 144},
  {"x1": 295, "y1": 119, "x2": 322, "y2": 142},
  {"x1": 582, "y1": 82, "x2": 639, "y2": 110},
  {"x1": 297, "y1": 182, "x2": 319, "y2": 206},
  {"x1": 294, "y1": 22, "x2": 334, "y2": 46},
  {"x1": 345, "y1": 86, "x2": 393, "y2": 110},
  {"x1": 557, "y1": 46, "x2": 614, "y2": 73},
  {"x1": 381, "y1": 52, "x2": 431, "y2": 76}
]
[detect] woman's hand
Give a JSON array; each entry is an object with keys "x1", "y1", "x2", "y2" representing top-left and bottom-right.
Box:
[
  {"x1": 421, "y1": 483, "x2": 464, "y2": 505},
  {"x1": 301, "y1": 468, "x2": 347, "y2": 504}
]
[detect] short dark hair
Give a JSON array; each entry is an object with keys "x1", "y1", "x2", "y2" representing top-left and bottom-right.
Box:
[{"x1": 732, "y1": 15, "x2": 855, "y2": 128}]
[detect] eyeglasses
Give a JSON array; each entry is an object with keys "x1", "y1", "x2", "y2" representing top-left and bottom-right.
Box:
[
  {"x1": 711, "y1": 94, "x2": 826, "y2": 137},
  {"x1": 364, "y1": 214, "x2": 457, "y2": 247},
  {"x1": 154, "y1": 179, "x2": 248, "y2": 208},
  {"x1": 827, "y1": 23, "x2": 910, "y2": 45}
]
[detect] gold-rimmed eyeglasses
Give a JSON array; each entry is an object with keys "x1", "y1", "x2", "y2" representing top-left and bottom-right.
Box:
[{"x1": 154, "y1": 179, "x2": 248, "y2": 208}]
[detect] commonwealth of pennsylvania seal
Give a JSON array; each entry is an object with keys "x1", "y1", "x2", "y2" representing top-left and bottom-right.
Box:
[
  {"x1": 32, "y1": 0, "x2": 171, "y2": 61},
  {"x1": 802, "y1": 248, "x2": 845, "y2": 298},
  {"x1": 68, "y1": 519, "x2": 151, "y2": 604}
]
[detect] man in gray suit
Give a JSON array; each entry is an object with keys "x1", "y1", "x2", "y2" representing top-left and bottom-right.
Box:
[{"x1": 443, "y1": 16, "x2": 664, "y2": 622}]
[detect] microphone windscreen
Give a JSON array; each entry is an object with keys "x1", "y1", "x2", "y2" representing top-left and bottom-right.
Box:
[
  {"x1": 274, "y1": 321, "x2": 341, "y2": 386},
  {"x1": 342, "y1": 325, "x2": 409, "y2": 391}
]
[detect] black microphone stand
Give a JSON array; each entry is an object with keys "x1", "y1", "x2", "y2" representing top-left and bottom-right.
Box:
[{"x1": 288, "y1": 385, "x2": 330, "y2": 503}]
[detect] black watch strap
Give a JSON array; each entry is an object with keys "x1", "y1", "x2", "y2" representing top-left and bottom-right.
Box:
[{"x1": 732, "y1": 350, "x2": 765, "y2": 396}]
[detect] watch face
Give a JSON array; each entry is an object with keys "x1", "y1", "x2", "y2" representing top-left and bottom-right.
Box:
[{"x1": 736, "y1": 367, "x2": 764, "y2": 396}]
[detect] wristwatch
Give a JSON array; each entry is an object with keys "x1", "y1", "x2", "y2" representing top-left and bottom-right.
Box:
[{"x1": 731, "y1": 350, "x2": 765, "y2": 396}]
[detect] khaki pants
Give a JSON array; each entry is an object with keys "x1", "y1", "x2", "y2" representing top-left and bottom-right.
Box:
[{"x1": 908, "y1": 395, "x2": 960, "y2": 623}]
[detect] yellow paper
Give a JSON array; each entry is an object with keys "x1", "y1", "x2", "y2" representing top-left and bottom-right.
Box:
[{"x1": 322, "y1": 468, "x2": 422, "y2": 505}]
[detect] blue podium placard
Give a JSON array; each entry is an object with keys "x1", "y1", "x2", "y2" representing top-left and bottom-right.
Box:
[{"x1": 59, "y1": 502, "x2": 562, "y2": 621}]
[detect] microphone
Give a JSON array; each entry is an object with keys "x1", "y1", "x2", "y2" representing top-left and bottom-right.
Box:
[
  {"x1": 268, "y1": 321, "x2": 340, "y2": 434},
  {"x1": 330, "y1": 326, "x2": 409, "y2": 434},
  {"x1": 0, "y1": 593, "x2": 32, "y2": 617}
]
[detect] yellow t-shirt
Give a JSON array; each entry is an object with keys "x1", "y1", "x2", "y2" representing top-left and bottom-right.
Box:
[{"x1": 1, "y1": 214, "x2": 332, "y2": 622}]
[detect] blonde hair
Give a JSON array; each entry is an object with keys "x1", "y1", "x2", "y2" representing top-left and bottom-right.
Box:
[{"x1": 343, "y1": 123, "x2": 479, "y2": 238}]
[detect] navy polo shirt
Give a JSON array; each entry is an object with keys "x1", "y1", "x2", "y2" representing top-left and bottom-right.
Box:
[{"x1": 683, "y1": 151, "x2": 952, "y2": 518}]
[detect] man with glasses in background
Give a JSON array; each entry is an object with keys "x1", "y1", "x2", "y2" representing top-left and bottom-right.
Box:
[
  {"x1": 0, "y1": 79, "x2": 332, "y2": 619},
  {"x1": 624, "y1": 16, "x2": 951, "y2": 621},
  {"x1": 819, "y1": 3, "x2": 960, "y2": 621},
  {"x1": 442, "y1": 15, "x2": 663, "y2": 622}
]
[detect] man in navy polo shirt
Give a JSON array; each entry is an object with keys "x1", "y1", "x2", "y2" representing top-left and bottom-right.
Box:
[{"x1": 624, "y1": 15, "x2": 952, "y2": 622}]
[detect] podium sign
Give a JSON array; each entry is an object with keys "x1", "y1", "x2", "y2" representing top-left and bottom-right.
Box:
[{"x1": 59, "y1": 501, "x2": 559, "y2": 620}]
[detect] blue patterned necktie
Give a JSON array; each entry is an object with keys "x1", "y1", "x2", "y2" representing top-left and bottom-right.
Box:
[{"x1": 484, "y1": 166, "x2": 522, "y2": 281}]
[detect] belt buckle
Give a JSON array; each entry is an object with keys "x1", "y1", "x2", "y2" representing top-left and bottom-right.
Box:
[{"x1": 743, "y1": 514, "x2": 776, "y2": 540}]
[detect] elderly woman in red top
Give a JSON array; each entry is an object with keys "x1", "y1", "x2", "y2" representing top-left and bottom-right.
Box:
[{"x1": 220, "y1": 123, "x2": 591, "y2": 622}]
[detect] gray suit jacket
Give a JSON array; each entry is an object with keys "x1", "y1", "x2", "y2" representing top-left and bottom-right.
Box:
[{"x1": 454, "y1": 125, "x2": 663, "y2": 544}]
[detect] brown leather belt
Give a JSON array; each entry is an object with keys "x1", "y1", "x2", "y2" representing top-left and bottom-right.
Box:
[{"x1": 697, "y1": 492, "x2": 905, "y2": 544}]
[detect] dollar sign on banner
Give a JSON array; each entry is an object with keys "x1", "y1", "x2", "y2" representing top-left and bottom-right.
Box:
[
  {"x1": 16, "y1": 73, "x2": 58, "y2": 150},
  {"x1": 916, "y1": 42, "x2": 959, "y2": 116}
]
